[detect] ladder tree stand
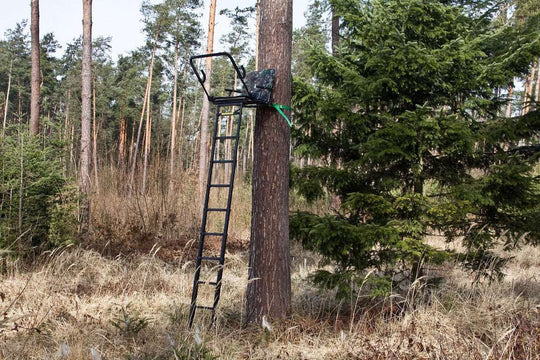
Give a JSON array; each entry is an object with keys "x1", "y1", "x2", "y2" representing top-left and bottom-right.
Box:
[{"x1": 188, "y1": 52, "x2": 277, "y2": 328}]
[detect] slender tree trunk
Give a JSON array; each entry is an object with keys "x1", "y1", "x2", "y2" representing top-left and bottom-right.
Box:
[
  {"x1": 331, "y1": 7, "x2": 339, "y2": 54},
  {"x1": 18, "y1": 122, "x2": 23, "y2": 236},
  {"x1": 92, "y1": 78, "x2": 99, "y2": 192},
  {"x1": 3, "y1": 57, "x2": 13, "y2": 134},
  {"x1": 169, "y1": 41, "x2": 180, "y2": 193},
  {"x1": 129, "y1": 38, "x2": 157, "y2": 192},
  {"x1": 506, "y1": 84, "x2": 513, "y2": 118},
  {"x1": 118, "y1": 115, "x2": 127, "y2": 170},
  {"x1": 245, "y1": 0, "x2": 292, "y2": 324},
  {"x1": 142, "y1": 88, "x2": 152, "y2": 193},
  {"x1": 534, "y1": 59, "x2": 540, "y2": 102},
  {"x1": 198, "y1": 0, "x2": 217, "y2": 212},
  {"x1": 255, "y1": 0, "x2": 260, "y2": 70},
  {"x1": 30, "y1": 0, "x2": 40, "y2": 136},
  {"x1": 178, "y1": 96, "x2": 186, "y2": 171},
  {"x1": 63, "y1": 89, "x2": 71, "y2": 175},
  {"x1": 70, "y1": 124, "x2": 75, "y2": 172},
  {"x1": 79, "y1": 0, "x2": 93, "y2": 230},
  {"x1": 522, "y1": 63, "x2": 536, "y2": 115}
]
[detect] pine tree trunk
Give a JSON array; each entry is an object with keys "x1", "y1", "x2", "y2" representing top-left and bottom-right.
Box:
[
  {"x1": 245, "y1": 0, "x2": 292, "y2": 324},
  {"x1": 63, "y1": 89, "x2": 70, "y2": 175},
  {"x1": 522, "y1": 63, "x2": 536, "y2": 115},
  {"x1": 118, "y1": 115, "x2": 126, "y2": 170},
  {"x1": 331, "y1": 7, "x2": 339, "y2": 54},
  {"x1": 506, "y1": 84, "x2": 513, "y2": 118},
  {"x1": 129, "y1": 39, "x2": 156, "y2": 192},
  {"x1": 92, "y1": 78, "x2": 99, "y2": 192},
  {"x1": 169, "y1": 41, "x2": 180, "y2": 193},
  {"x1": 178, "y1": 97, "x2": 186, "y2": 171},
  {"x1": 79, "y1": 0, "x2": 93, "y2": 230},
  {"x1": 534, "y1": 59, "x2": 540, "y2": 104},
  {"x1": 3, "y1": 57, "x2": 13, "y2": 134},
  {"x1": 198, "y1": 0, "x2": 217, "y2": 212},
  {"x1": 30, "y1": 0, "x2": 40, "y2": 136},
  {"x1": 142, "y1": 89, "x2": 152, "y2": 193},
  {"x1": 255, "y1": 0, "x2": 260, "y2": 70}
]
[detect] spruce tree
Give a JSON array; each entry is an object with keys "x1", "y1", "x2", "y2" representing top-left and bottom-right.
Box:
[{"x1": 291, "y1": 0, "x2": 540, "y2": 295}]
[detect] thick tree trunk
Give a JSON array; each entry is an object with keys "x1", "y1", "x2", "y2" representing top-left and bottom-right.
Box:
[
  {"x1": 245, "y1": 0, "x2": 292, "y2": 324},
  {"x1": 198, "y1": 0, "x2": 217, "y2": 213},
  {"x1": 30, "y1": 0, "x2": 40, "y2": 136},
  {"x1": 79, "y1": 0, "x2": 93, "y2": 229}
]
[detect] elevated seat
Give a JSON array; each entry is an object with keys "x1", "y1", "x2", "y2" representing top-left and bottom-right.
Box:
[{"x1": 189, "y1": 52, "x2": 275, "y2": 106}]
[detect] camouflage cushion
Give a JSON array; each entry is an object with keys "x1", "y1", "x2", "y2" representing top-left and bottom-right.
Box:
[{"x1": 243, "y1": 69, "x2": 275, "y2": 104}]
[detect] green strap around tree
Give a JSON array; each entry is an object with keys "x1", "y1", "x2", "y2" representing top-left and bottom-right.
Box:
[{"x1": 272, "y1": 104, "x2": 292, "y2": 127}]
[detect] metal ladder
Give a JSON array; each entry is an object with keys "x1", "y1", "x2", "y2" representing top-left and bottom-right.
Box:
[
  {"x1": 188, "y1": 101, "x2": 244, "y2": 328},
  {"x1": 187, "y1": 52, "x2": 275, "y2": 328}
]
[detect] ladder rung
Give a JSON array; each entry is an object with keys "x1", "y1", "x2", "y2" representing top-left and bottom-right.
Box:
[
  {"x1": 215, "y1": 135, "x2": 237, "y2": 140},
  {"x1": 203, "y1": 232, "x2": 225, "y2": 236},
  {"x1": 196, "y1": 306, "x2": 215, "y2": 311},
  {"x1": 206, "y1": 208, "x2": 228, "y2": 212},
  {"x1": 211, "y1": 159, "x2": 234, "y2": 164},
  {"x1": 209, "y1": 183, "x2": 231, "y2": 188},
  {"x1": 197, "y1": 280, "x2": 218, "y2": 286},
  {"x1": 200, "y1": 256, "x2": 221, "y2": 261}
]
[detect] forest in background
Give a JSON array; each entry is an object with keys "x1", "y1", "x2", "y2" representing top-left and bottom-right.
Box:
[{"x1": 1, "y1": 0, "x2": 540, "y2": 358}]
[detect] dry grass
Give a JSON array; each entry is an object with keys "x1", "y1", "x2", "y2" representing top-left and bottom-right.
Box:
[
  {"x1": 1, "y1": 242, "x2": 539, "y2": 359},
  {"x1": 1, "y1": 171, "x2": 538, "y2": 359}
]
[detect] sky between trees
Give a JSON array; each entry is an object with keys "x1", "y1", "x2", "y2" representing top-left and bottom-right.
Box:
[{"x1": 0, "y1": 0, "x2": 310, "y2": 59}]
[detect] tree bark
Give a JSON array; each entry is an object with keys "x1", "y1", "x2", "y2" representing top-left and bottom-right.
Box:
[
  {"x1": 2, "y1": 57, "x2": 12, "y2": 135},
  {"x1": 169, "y1": 41, "x2": 180, "y2": 193},
  {"x1": 142, "y1": 83, "x2": 152, "y2": 193},
  {"x1": 522, "y1": 62, "x2": 536, "y2": 115},
  {"x1": 505, "y1": 84, "x2": 513, "y2": 118},
  {"x1": 92, "y1": 79, "x2": 99, "y2": 192},
  {"x1": 118, "y1": 115, "x2": 127, "y2": 171},
  {"x1": 331, "y1": 7, "x2": 339, "y2": 55},
  {"x1": 129, "y1": 38, "x2": 156, "y2": 193},
  {"x1": 30, "y1": 0, "x2": 40, "y2": 136},
  {"x1": 79, "y1": 0, "x2": 93, "y2": 230},
  {"x1": 534, "y1": 59, "x2": 540, "y2": 102},
  {"x1": 198, "y1": 0, "x2": 217, "y2": 213},
  {"x1": 245, "y1": 0, "x2": 292, "y2": 324}
]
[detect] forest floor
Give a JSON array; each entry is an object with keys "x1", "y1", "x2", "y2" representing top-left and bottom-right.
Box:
[
  {"x1": 1, "y1": 241, "x2": 539, "y2": 359},
  {"x1": 1, "y1": 177, "x2": 540, "y2": 359}
]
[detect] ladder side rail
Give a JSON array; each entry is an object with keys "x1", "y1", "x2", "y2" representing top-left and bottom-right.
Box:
[
  {"x1": 211, "y1": 103, "x2": 244, "y2": 314},
  {"x1": 189, "y1": 103, "x2": 225, "y2": 328}
]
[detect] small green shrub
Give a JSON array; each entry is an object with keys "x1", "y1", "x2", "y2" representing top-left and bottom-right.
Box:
[
  {"x1": 110, "y1": 303, "x2": 149, "y2": 335},
  {"x1": 0, "y1": 127, "x2": 76, "y2": 255}
]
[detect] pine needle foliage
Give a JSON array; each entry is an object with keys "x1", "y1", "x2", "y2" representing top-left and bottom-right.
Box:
[
  {"x1": 0, "y1": 127, "x2": 76, "y2": 255},
  {"x1": 291, "y1": 0, "x2": 540, "y2": 295}
]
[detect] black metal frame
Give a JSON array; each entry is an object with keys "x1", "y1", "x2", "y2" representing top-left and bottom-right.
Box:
[
  {"x1": 188, "y1": 52, "x2": 273, "y2": 328},
  {"x1": 189, "y1": 52, "x2": 273, "y2": 106}
]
